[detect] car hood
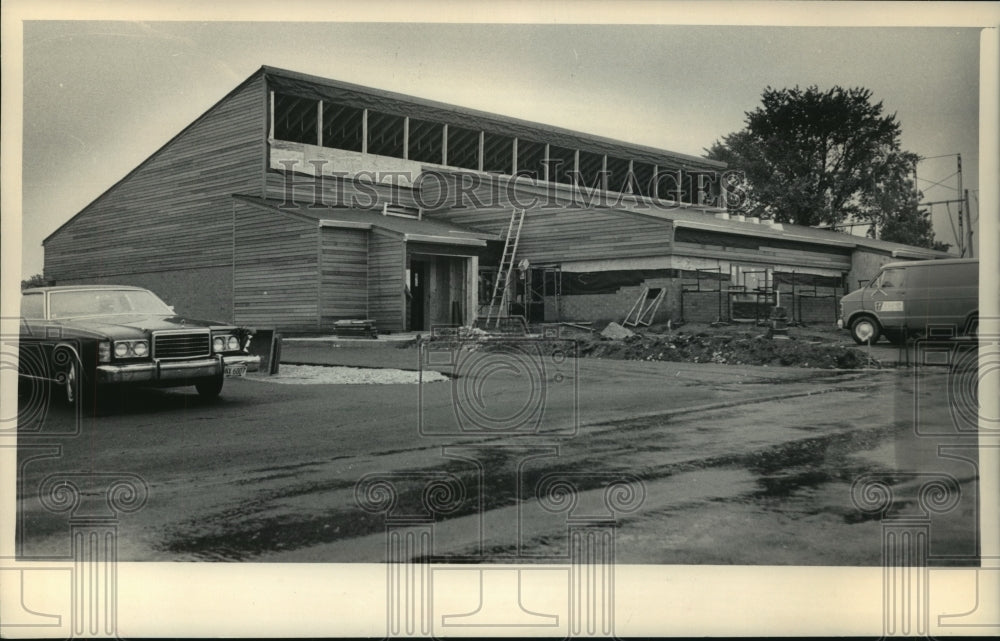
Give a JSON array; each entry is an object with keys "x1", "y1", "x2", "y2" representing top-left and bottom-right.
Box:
[{"x1": 53, "y1": 314, "x2": 231, "y2": 338}]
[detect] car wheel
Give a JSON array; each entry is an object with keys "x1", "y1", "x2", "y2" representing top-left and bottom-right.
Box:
[
  {"x1": 195, "y1": 374, "x2": 224, "y2": 398},
  {"x1": 850, "y1": 316, "x2": 881, "y2": 345},
  {"x1": 60, "y1": 360, "x2": 94, "y2": 409},
  {"x1": 64, "y1": 360, "x2": 78, "y2": 405}
]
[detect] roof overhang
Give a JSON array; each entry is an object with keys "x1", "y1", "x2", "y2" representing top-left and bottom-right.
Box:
[
  {"x1": 403, "y1": 233, "x2": 486, "y2": 246},
  {"x1": 890, "y1": 248, "x2": 945, "y2": 259},
  {"x1": 672, "y1": 219, "x2": 856, "y2": 249},
  {"x1": 318, "y1": 219, "x2": 373, "y2": 230}
]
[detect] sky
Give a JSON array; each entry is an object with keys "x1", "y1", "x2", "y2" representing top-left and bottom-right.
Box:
[{"x1": 9, "y1": 9, "x2": 993, "y2": 277}]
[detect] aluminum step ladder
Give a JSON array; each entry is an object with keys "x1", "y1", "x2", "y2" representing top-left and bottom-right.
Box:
[
  {"x1": 484, "y1": 208, "x2": 526, "y2": 329},
  {"x1": 623, "y1": 286, "x2": 666, "y2": 327}
]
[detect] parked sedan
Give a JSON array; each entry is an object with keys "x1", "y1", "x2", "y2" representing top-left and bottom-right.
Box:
[{"x1": 18, "y1": 285, "x2": 260, "y2": 404}]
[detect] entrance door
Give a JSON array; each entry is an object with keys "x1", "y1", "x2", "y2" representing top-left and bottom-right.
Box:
[{"x1": 409, "y1": 259, "x2": 428, "y2": 331}]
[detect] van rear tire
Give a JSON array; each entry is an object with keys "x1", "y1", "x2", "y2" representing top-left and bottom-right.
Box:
[{"x1": 850, "y1": 316, "x2": 881, "y2": 345}]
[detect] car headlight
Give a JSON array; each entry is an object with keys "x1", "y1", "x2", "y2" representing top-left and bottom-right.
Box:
[
  {"x1": 113, "y1": 340, "x2": 150, "y2": 359},
  {"x1": 227, "y1": 336, "x2": 240, "y2": 351},
  {"x1": 99, "y1": 341, "x2": 111, "y2": 363},
  {"x1": 213, "y1": 337, "x2": 226, "y2": 353}
]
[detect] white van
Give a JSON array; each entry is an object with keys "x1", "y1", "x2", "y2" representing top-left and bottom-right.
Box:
[{"x1": 838, "y1": 258, "x2": 978, "y2": 344}]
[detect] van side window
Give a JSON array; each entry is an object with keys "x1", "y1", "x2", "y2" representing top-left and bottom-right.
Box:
[{"x1": 877, "y1": 268, "x2": 905, "y2": 289}]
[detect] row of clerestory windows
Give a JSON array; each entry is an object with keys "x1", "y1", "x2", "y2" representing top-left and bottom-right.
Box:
[{"x1": 270, "y1": 91, "x2": 710, "y2": 203}]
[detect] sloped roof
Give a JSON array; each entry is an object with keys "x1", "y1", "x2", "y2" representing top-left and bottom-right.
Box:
[
  {"x1": 665, "y1": 208, "x2": 950, "y2": 258},
  {"x1": 418, "y1": 168, "x2": 951, "y2": 259}
]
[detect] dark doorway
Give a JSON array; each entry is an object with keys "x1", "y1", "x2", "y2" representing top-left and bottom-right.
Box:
[{"x1": 409, "y1": 259, "x2": 428, "y2": 331}]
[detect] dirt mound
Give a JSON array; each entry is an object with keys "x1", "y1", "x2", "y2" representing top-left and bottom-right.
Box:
[{"x1": 577, "y1": 331, "x2": 874, "y2": 369}]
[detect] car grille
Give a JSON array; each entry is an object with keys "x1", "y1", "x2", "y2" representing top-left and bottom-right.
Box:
[{"x1": 153, "y1": 330, "x2": 211, "y2": 360}]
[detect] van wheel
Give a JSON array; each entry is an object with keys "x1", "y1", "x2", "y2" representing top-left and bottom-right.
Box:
[
  {"x1": 195, "y1": 374, "x2": 224, "y2": 398},
  {"x1": 850, "y1": 316, "x2": 881, "y2": 344}
]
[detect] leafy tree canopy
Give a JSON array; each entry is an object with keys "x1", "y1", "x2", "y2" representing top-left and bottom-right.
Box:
[
  {"x1": 707, "y1": 85, "x2": 945, "y2": 250},
  {"x1": 21, "y1": 273, "x2": 48, "y2": 290}
]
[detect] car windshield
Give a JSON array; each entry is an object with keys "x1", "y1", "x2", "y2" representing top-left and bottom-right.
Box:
[{"x1": 48, "y1": 289, "x2": 174, "y2": 319}]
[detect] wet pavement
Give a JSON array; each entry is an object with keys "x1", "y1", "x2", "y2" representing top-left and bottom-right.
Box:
[{"x1": 15, "y1": 341, "x2": 980, "y2": 566}]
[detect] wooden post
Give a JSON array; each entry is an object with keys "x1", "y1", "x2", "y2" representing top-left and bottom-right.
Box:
[
  {"x1": 268, "y1": 91, "x2": 275, "y2": 139},
  {"x1": 403, "y1": 117, "x2": 409, "y2": 160},
  {"x1": 362, "y1": 109, "x2": 368, "y2": 155},
  {"x1": 316, "y1": 101, "x2": 323, "y2": 147},
  {"x1": 478, "y1": 130, "x2": 485, "y2": 172},
  {"x1": 442, "y1": 124, "x2": 448, "y2": 166}
]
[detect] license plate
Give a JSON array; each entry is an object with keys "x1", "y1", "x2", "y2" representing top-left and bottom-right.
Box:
[{"x1": 225, "y1": 364, "x2": 248, "y2": 378}]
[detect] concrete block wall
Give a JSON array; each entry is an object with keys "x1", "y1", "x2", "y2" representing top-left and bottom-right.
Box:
[
  {"x1": 556, "y1": 285, "x2": 646, "y2": 325},
  {"x1": 682, "y1": 289, "x2": 727, "y2": 323},
  {"x1": 553, "y1": 277, "x2": 680, "y2": 325},
  {"x1": 795, "y1": 295, "x2": 838, "y2": 324}
]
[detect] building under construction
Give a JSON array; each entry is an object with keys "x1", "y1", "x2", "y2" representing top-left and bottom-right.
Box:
[{"x1": 42, "y1": 66, "x2": 949, "y2": 333}]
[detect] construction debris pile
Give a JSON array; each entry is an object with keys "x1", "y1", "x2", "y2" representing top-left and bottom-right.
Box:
[
  {"x1": 578, "y1": 330, "x2": 875, "y2": 369},
  {"x1": 424, "y1": 321, "x2": 875, "y2": 369}
]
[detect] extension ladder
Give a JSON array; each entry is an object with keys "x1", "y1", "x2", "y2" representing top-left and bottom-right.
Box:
[{"x1": 484, "y1": 209, "x2": 526, "y2": 329}]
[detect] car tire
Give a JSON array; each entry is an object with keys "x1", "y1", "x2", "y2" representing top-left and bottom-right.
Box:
[
  {"x1": 64, "y1": 361, "x2": 78, "y2": 405},
  {"x1": 61, "y1": 360, "x2": 95, "y2": 410},
  {"x1": 850, "y1": 316, "x2": 881, "y2": 345},
  {"x1": 195, "y1": 374, "x2": 224, "y2": 398}
]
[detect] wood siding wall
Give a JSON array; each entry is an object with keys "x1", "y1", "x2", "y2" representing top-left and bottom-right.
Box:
[
  {"x1": 367, "y1": 230, "x2": 406, "y2": 332},
  {"x1": 233, "y1": 201, "x2": 320, "y2": 331},
  {"x1": 672, "y1": 241, "x2": 852, "y2": 271},
  {"x1": 43, "y1": 74, "x2": 267, "y2": 320},
  {"x1": 320, "y1": 227, "x2": 368, "y2": 327},
  {"x1": 425, "y1": 207, "x2": 673, "y2": 265},
  {"x1": 264, "y1": 171, "x2": 421, "y2": 210}
]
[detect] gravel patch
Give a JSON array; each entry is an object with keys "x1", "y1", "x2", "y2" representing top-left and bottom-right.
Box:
[{"x1": 257, "y1": 364, "x2": 448, "y2": 385}]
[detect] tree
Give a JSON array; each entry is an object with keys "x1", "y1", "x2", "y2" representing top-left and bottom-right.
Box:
[
  {"x1": 706, "y1": 86, "x2": 943, "y2": 250},
  {"x1": 21, "y1": 273, "x2": 48, "y2": 290}
]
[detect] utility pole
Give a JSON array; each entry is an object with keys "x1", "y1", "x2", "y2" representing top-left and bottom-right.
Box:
[
  {"x1": 965, "y1": 188, "x2": 974, "y2": 258},
  {"x1": 917, "y1": 152, "x2": 970, "y2": 257},
  {"x1": 957, "y1": 154, "x2": 964, "y2": 256}
]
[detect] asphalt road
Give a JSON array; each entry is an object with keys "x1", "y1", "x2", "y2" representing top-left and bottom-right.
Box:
[{"x1": 15, "y1": 341, "x2": 979, "y2": 565}]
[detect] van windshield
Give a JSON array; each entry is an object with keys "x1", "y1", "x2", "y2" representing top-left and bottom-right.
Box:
[{"x1": 871, "y1": 268, "x2": 905, "y2": 290}]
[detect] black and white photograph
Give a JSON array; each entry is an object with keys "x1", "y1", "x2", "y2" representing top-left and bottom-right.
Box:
[{"x1": 2, "y1": 1, "x2": 998, "y2": 637}]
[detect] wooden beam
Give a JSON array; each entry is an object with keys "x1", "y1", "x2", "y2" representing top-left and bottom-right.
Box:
[
  {"x1": 478, "y1": 130, "x2": 485, "y2": 172},
  {"x1": 269, "y1": 91, "x2": 275, "y2": 139},
  {"x1": 317, "y1": 101, "x2": 323, "y2": 147},
  {"x1": 403, "y1": 116, "x2": 410, "y2": 160},
  {"x1": 442, "y1": 124, "x2": 448, "y2": 166},
  {"x1": 362, "y1": 109, "x2": 368, "y2": 154}
]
